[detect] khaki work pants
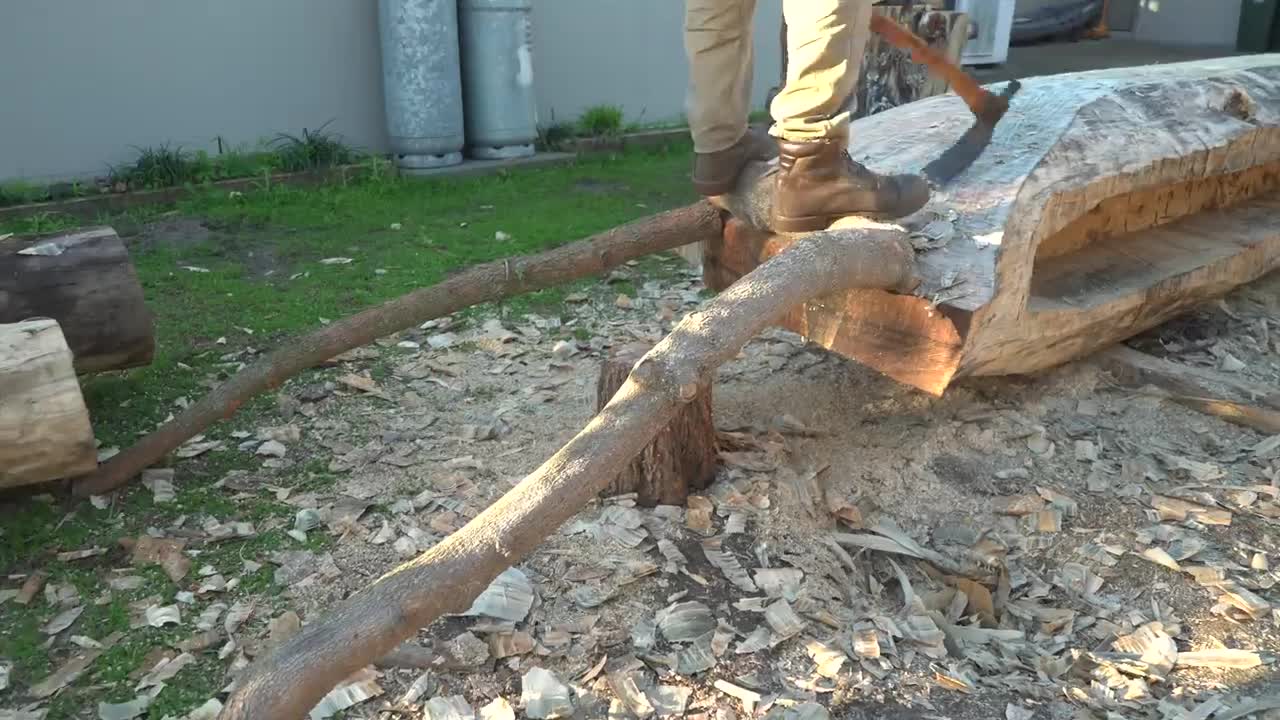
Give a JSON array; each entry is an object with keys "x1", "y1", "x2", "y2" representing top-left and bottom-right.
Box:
[{"x1": 684, "y1": 0, "x2": 874, "y2": 154}]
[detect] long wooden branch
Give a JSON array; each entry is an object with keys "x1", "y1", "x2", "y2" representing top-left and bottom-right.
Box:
[
  {"x1": 73, "y1": 203, "x2": 722, "y2": 498},
  {"x1": 217, "y1": 220, "x2": 917, "y2": 720}
]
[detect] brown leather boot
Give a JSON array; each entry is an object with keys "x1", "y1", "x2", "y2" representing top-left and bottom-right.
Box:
[
  {"x1": 771, "y1": 138, "x2": 930, "y2": 233},
  {"x1": 692, "y1": 129, "x2": 777, "y2": 197}
]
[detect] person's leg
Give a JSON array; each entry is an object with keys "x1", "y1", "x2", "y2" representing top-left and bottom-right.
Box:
[
  {"x1": 769, "y1": 0, "x2": 929, "y2": 232},
  {"x1": 685, "y1": 0, "x2": 775, "y2": 197}
]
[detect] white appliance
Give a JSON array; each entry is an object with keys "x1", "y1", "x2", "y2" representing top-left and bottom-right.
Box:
[{"x1": 954, "y1": 0, "x2": 1015, "y2": 65}]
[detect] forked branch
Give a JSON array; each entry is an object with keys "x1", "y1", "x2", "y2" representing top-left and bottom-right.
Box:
[{"x1": 217, "y1": 220, "x2": 917, "y2": 720}]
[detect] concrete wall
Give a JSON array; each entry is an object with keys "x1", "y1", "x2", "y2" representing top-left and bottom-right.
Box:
[
  {"x1": 1134, "y1": 0, "x2": 1242, "y2": 47},
  {"x1": 0, "y1": 0, "x2": 782, "y2": 183}
]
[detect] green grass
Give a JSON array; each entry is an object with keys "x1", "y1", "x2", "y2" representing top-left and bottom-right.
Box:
[
  {"x1": 578, "y1": 104, "x2": 625, "y2": 137},
  {"x1": 0, "y1": 141, "x2": 697, "y2": 719}
]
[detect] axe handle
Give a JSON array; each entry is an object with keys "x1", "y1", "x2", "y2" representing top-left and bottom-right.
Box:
[{"x1": 868, "y1": 13, "x2": 1008, "y2": 124}]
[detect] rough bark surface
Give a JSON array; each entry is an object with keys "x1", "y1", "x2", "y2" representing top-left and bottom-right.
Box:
[
  {"x1": 217, "y1": 222, "x2": 917, "y2": 720},
  {"x1": 0, "y1": 227, "x2": 154, "y2": 373},
  {"x1": 596, "y1": 341, "x2": 717, "y2": 506},
  {"x1": 74, "y1": 203, "x2": 723, "y2": 498},
  {"x1": 0, "y1": 319, "x2": 97, "y2": 489}
]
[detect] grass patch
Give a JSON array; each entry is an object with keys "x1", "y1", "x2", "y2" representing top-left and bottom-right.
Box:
[
  {"x1": 578, "y1": 104, "x2": 625, "y2": 137},
  {"x1": 0, "y1": 140, "x2": 697, "y2": 718}
]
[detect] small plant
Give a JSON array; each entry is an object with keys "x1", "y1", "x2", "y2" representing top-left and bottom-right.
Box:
[
  {"x1": 578, "y1": 104, "x2": 625, "y2": 138},
  {"x1": 117, "y1": 143, "x2": 197, "y2": 189},
  {"x1": 11, "y1": 210, "x2": 76, "y2": 235},
  {"x1": 536, "y1": 121, "x2": 577, "y2": 151},
  {"x1": 270, "y1": 120, "x2": 356, "y2": 172},
  {"x1": 0, "y1": 180, "x2": 50, "y2": 206}
]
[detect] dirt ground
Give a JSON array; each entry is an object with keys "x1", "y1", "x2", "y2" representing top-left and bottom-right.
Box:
[
  {"x1": 9, "y1": 253, "x2": 1280, "y2": 719},
  {"x1": 228, "y1": 262, "x2": 1280, "y2": 718}
]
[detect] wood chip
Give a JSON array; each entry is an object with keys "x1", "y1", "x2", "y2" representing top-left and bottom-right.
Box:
[
  {"x1": 853, "y1": 628, "x2": 881, "y2": 658},
  {"x1": 806, "y1": 638, "x2": 847, "y2": 678},
  {"x1": 701, "y1": 539, "x2": 757, "y2": 593},
  {"x1": 607, "y1": 672, "x2": 655, "y2": 718},
  {"x1": 15, "y1": 571, "x2": 47, "y2": 605},
  {"x1": 994, "y1": 495, "x2": 1046, "y2": 516},
  {"x1": 43, "y1": 606, "x2": 84, "y2": 635},
  {"x1": 141, "y1": 468, "x2": 176, "y2": 503},
  {"x1": 1175, "y1": 649, "x2": 1262, "y2": 669},
  {"x1": 647, "y1": 685, "x2": 692, "y2": 718},
  {"x1": 713, "y1": 680, "x2": 762, "y2": 714},
  {"x1": 57, "y1": 547, "x2": 107, "y2": 562},
  {"x1": 1151, "y1": 495, "x2": 1232, "y2": 525},
  {"x1": 657, "y1": 601, "x2": 715, "y2": 643},
  {"x1": 479, "y1": 698, "x2": 516, "y2": 720},
  {"x1": 30, "y1": 631, "x2": 123, "y2": 698},
  {"x1": 520, "y1": 667, "x2": 573, "y2": 719},
  {"x1": 753, "y1": 568, "x2": 804, "y2": 601},
  {"x1": 459, "y1": 567, "x2": 533, "y2": 622},
  {"x1": 308, "y1": 666, "x2": 383, "y2": 719},
  {"x1": 1138, "y1": 547, "x2": 1182, "y2": 572},
  {"x1": 1112, "y1": 622, "x2": 1177, "y2": 678},
  {"x1": 736, "y1": 626, "x2": 772, "y2": 655},
  {"x1": 1219, "y1": 582, "x2": 1271, "y2": 619},
  {"x1": 764, "y1": 599, "x2": 805, "y2": 641}
]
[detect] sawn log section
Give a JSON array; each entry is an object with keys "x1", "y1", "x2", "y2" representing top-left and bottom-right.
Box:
[{"x1": 704, "y1": 55, "x2": 1280, "y2": 395}]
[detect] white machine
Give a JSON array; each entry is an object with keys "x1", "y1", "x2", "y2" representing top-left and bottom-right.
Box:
[{"x1": 954, "y1": 0, "x2": 1016, "y2": 65}]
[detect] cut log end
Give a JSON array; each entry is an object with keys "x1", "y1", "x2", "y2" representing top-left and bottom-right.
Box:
[
  {"x1": 596, "y1": 342, "x2": 717, "y2": 507},
  {"x1": 0, "y1": 319, "x2": 97, "y2": 489}
]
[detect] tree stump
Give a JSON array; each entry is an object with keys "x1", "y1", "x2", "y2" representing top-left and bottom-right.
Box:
[
  {"x1": 595, "y1": 342, "x2": 716, "y2": 506},
  {"x1": 1, "y1": 226, "x2": 155, "y2": 373}
]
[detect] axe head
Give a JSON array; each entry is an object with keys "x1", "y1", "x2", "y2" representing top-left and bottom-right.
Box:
[{"x1": 921, "y1": 79, "x2": 1022, "y2": 187}]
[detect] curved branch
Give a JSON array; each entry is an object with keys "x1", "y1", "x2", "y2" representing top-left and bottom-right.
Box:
[
  {"x1": 74, "y1": 202, "x2": 723, "y2": 498},
  {"x1": 218, "y1": 219, "x2": 917, "y2": 720}
]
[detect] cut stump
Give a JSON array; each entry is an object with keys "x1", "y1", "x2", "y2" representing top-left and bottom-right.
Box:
[
  {"x1": 0, "y1": 319, "x2": 97, "y2": 489},
  {"x1": 596, "y1": 342, "x2": 716, "y2": 507},
  {"x1": 0, "y1": 227, "x2": 155, "y2": 373},
  {"x1": 706, "y1": 55, "x2": 1280, "y2": 396}
]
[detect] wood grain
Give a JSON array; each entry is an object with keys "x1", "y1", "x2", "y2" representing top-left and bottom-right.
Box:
[{"x1": 0, "y1": 319, "x2": 97, "y2": 489}]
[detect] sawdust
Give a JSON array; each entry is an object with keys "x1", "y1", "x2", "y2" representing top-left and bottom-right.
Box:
[{"x1": 12, "y1": 262, "x2": 1279, "y2": 719}]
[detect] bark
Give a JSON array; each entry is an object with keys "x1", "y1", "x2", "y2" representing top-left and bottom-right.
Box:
[
  {"x1": 597, "y1": 341, "x2": 717, "y2": 506},
  {"x1": 217, "y1": 221, "x2": 916, "y2": 720},
  {"x1": 1, "y1": 227, "x2": 155, "y2": 373},
  {"x1": 73, "y1": 202, "x2": 722, "y2": 498}
]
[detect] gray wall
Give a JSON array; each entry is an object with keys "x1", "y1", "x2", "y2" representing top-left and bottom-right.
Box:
[
  {"x1": 1135, "y1": 0, "x2": 1242, "y2": 47},
  {"x1": 0, "y1": 1, "x2": 782, "y2": 183}
]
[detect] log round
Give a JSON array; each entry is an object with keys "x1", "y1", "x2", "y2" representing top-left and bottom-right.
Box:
[
  {"x1": 0, "y1": 319, "x2": 97, "y2": 489},
  {"x1": 705, "y1": 55, "x2": 1280, "y2": 395},
  {"x1": 1, "y1": 226, "x2": 155, "y2": 373},
  {"x1": 596, "y1": 341, "x2": 717, "y2": 506}
]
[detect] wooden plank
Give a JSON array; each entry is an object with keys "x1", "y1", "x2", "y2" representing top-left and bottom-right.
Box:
[{"x1": 0, "y1": 319, "x2": 97, "y2": 489}]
